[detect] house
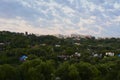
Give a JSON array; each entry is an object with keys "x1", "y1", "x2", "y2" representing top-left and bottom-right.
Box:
[
  {"x1": 55, "y1": 77, "x2": 61, "y2": 80},
  {"x1": 70, "y1": 52, "x2": 81, "y2": 59},
  {"x1": 93, "y1": 54, "x2": 99, "y2": 57},
  {"x1": 74, "y1": 52, "x2": 81, "y2": 57},
  {"x1": 93, "y1": 53, "x2": 102, "y2": 58},
  {"x1": 40, "y1": 43, "x2": 46, "y2": 46},
  {"x1": 74, "y1": 43, "x2": 80, "y2": 45},
  {"x1": 55, "y1": 45, "x2": 61, "y2": 47},
  {"x1": 0, "y1": 43, "x2": 5, "y2": 51},
  {"x1": 0, "y1": 43, "x2": 5, "y2": 45},
  {"x1": 57, "y1": 52, "x2": 81, "y2": 61},
  {"x1": 57, "y1": 55, "x2": 69, "y2": 60},
  {"x1": 106, "y1": 52, "x2": 114, "y2": 56}
]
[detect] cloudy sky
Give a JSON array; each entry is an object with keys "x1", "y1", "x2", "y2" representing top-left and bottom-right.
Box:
[{"x1": 0, "y1": 0, "x2": 120, "y2": 37}]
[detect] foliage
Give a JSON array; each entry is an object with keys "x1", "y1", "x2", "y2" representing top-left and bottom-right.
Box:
[{"x1": 0, "y1": 31, "x2": 120, "y2": 80}]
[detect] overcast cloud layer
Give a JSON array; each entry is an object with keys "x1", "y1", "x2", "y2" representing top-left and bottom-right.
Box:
[{"x1": 0, "y1": 0, "x2": 120, "y2": 37}]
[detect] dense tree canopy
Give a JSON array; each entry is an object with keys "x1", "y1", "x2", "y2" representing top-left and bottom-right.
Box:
[{"x1": 0, "y1": 31, "x2": 120, "y2": 80}]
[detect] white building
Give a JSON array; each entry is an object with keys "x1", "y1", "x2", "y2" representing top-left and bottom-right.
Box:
[
  {"x1": 55, "y1": 45, "x2": 61, "y2": 47},
  {"x1": 106, "y1": 52, "x2": 114, "y2": 56}
]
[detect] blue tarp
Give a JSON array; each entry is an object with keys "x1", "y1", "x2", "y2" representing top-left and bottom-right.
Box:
[
  {"x1": 20, "y1": 55, "x2": 28, "y2": 61},
  {"x1": 118, "y1": 54, "x2": 120, "y2": 57}
]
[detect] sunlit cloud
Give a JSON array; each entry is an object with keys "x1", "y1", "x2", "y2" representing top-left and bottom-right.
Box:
[{"x1": 0, "y1": 0, "x2": 120, "y2": 37}]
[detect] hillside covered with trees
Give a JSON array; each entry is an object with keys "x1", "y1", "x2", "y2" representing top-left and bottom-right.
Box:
[{"x1": 0, "y1": 31, "x2": 120, "y2": 80}]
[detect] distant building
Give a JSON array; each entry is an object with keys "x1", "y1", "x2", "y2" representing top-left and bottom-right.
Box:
[
  {"x1": 0, "y1": 43, "x2": 5, "y2": 51},
  {"x1": 57, "y1": 55, "x2": 69, "y2": 60},
  {"x1": 74, "y1": 43, "x2": 80, "y2": 45},
  {"x1": 55, "y1": 77, "x2": 61, "y2": 80},
  {"x1": 106, "y1": 52, "x2": 114, "y2": 56},
  {"x1": 74, "y1": 52, "x2": 81, "y2": 57},
  {"x1": 93, "y1": 54, "x2": 99, "y2": 57},
  {"x1": 71, "y1": 34, "x2": 86, "y2": 38},
  {"x1": 55, "y1": 45, "x2": 61, "y2": 47},
  {"x1": 55, "y1": 34, "x2": 70, "y2": 39},
  {"x1": 40, "y1": 43, "x2": 46, "y2": 46}
]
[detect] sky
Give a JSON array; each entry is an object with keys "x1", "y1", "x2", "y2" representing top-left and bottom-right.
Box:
[{"x1": 0, "y1": 0, "x2": 120, "y2": 37}]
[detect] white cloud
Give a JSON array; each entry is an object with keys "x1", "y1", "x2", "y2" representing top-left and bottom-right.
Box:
[
  {"x1": 1, "y1": 0, "x2": 120, "y2": 37},
  {"x1": 0, "y1": 17, "x2": 63, "y2": 35},
  {"x1": 69, "y1": 0, "x2": 74, "y2": 4},
  {"x1": 104, "y1": 16, "x2": 120, "y2": 26},
  {"x1": 113, "y1": 16, "x2": 120, "y2": 22},
  {"x1": 114, "y1": 2, "x2": 120, "y2": 9},
  {"x1": 79, "y1": 17, "x2": 96, "y2": 24},
  {"x1": 62, "y1": 6, "x2": 75, "y2": 14}
]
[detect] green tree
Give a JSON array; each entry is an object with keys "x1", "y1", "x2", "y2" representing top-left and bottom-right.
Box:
[
  {"x1": 0, "y1": 64, "x2": 18, "y2": 80},
  {"x1": 76, "y1": 62, "x2": 100, "y2": 80},
  {"x1": 56, "y1": 62, "x2": 70, "y2": 80},
  {"x1": 68, "y1": 64, "x2": 80, "y2": 80}
]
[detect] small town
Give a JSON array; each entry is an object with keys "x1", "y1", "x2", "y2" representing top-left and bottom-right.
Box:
[{"x1": 0, "y1": 31, "x2": 120, "y2": 80}]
